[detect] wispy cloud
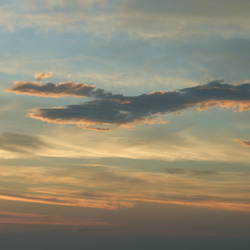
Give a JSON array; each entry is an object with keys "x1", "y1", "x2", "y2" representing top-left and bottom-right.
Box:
[
  {"x1": 0, "y1": 191, "x2": 133, "y2": 210},
  {"x1": 8, "y1": 80, "x2": 250, "y2": 129},
  {"x1": 119, "y1": 0, "x2": 250, "y2": 39},
  {"x1": 2, "y1": 0, "x2": 250, "y2": 39},
  {"x1": 0, "y1": 133, "x2": 48, "y2": 155}
]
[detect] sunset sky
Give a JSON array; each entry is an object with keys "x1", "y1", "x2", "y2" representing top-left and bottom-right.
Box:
[{"x1": 1, "y1": 0, "x2": 250, "y2": 249}]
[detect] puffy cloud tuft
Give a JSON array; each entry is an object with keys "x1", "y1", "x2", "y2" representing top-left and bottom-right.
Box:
[{"x1": 34, "y1": 72, "x2": 53, "y2": 81}]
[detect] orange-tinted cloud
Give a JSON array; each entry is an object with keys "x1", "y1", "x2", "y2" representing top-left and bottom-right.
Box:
[
  {"x1": 1, "y1": 162, "x2": 250, "y2": 213},
  {"x1": 0, "y1": 192, "x2": 133, "y2": 210},
  {"x1": 198, "y1": 100, "x2": 250, "y2": 112},
  {"x1": 236, "y1": 139, "x2": 250, "y2": 147}
]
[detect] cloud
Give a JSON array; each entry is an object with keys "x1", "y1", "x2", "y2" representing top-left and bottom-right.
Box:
[
  {"x1": 236, "y1": 139, "x2": 250, "y2": 147},
  {"x1": 8, "y1": 80, "x2": 250, "y2": 129},
  {"x1": 0, "y1": 191, "x2": 133, "y2": 210},
  {"x1": 34, "y1": 72, "x2": 53, "y2": 81},
  {"x1": 1, "y1": 163, "x2": 250, "y2": 213},
  {"x1": 8, "y1": 81, "x2": 97, "y2": 98},
  {"x1": 0, "y1": 133, "x2": 48, "y2": 155},
  {"x1": 118, "y1": 0, "x2": 250, "y2": 39},
  {"x1": 165, "y1": 168, "x2": 250, "y2": 177},
  {"x1": 0, "y1": 3, "x2": 118, "y2": 34},
  {"x1": 165, "y1": 168, "x2": 218, "y2": 176},
  {"x1": 2, "y1": 0, "x2": 250, "y2": 39},
  {"x1": 0, "y1": 211, "x2": 113, "y2": 227},
  {"x1": 49, "y1": 227, "x2": 111, "y2": 233},
  {"x1": 84, "y1": 127, "x2": 111, "y2": 131}
]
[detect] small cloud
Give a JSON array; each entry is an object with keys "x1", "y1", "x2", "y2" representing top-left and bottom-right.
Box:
[
  {"x1": 34, "y1": 72, "x2": 53, "y2": 81},
  {"x1": 84, "y1": 127, "x2": 111, "y2": 132},
  {"x1": 68, "y1": 73, "x2": 72, "y2": 77},
  {"x1": 236, "y1": 139, "x2": 250, "y2": 147},
  {"x1": 138, "y1": 141, "x2": 146, "y2": 144}
]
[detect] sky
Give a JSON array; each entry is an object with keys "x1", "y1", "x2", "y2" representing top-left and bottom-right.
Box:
[{"x1": 1, "y1": 0, "x2": 250, "y2": 249}]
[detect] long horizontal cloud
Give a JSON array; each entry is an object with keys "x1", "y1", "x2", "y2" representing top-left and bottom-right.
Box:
[
  {"x1": 2, "y1": 0, "x2": 250, "y2": 39},
  {"x1": 8, "y1": 81, "x2": 126, "y2": 100},
  {"x1": 1, "y1": 163, "x2": 250, "y2": 213},
  {"x1": 0, "y1": 211, "x2": 114, "y2": 228},
  {"x1": 8, "y1": 80, "x2": 250, "y2": 129}
]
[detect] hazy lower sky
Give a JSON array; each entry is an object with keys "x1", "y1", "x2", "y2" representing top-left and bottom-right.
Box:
[{"x1": 1, "y1": 1, "x2": 250, "y2": 249}]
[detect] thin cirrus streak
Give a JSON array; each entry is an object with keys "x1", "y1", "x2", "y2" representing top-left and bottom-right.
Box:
[
  {"x1": 0, "y1": 211, "x2": 114, "y2": 227},
  {"x1": 0, "y1": 192, "x2": 133, "y2": 210},
  {"x1": 7, "y1": 80, "x2": 250, "y2": 129}
]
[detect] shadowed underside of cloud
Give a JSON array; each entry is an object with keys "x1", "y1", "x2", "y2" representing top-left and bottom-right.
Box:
[{"x1": 8, "y1": 80, "x2": 250, "y2": 129}]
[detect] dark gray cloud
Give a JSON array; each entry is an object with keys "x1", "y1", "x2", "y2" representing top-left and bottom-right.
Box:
[
  {"x1": 7, "y1": 81, "x2": 124, "y2": 99},
  {"x1": 23, "y1": 81, "x2": 250, "y2": 129},
  {"x1": 0, "y1": 133, "x2": 48, "y2": 154},
  {"x1": 8, "y1": 81, "x2": 97, "y2": 98},
  {"x1": 7, "y1": 80, "x2": 250, "y2": 129}
]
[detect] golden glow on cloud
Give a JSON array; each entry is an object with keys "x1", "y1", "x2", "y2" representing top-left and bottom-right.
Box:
[
  {"x1": 198, "y1": 100, "x2": 250, "y2": 112},
  {"x1": 34, "y1": 72, "x2": 53, "y2": 81}
]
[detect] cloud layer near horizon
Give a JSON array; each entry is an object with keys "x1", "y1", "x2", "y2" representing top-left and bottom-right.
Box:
[{"x1": 8, "y1": 80, "x2": 250, "y2": 129}]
